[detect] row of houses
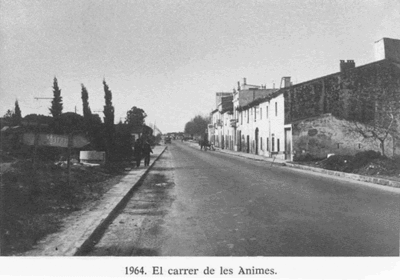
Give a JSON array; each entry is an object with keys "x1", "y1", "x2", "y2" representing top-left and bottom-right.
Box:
[{"x1": 208, "y1": 38, "x2": 400, "y2": 161}]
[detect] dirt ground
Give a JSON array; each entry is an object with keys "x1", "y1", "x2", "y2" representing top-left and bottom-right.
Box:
[
  {"x1": 296, "y1": 150, "x2": 400, "y2": 182},
  {"x1": 0, "y1": 153, "x2": 132, "y2": 256}
]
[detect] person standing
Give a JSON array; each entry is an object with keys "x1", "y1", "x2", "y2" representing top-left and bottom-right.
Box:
[
  {"x1": 133, "y1": 139, "x2": 143, "y2": 167},
  {"x1": 143, "y1": 141, "x2": 153, "y2": 166}
]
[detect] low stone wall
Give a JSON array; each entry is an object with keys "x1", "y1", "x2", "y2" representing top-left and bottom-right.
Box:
[
  {"x1": 80, "y1": 151, "x2": 106, "y2": 164},
  {"x1": 292, "y1": 114, "x2": 397, "y2": 160}
]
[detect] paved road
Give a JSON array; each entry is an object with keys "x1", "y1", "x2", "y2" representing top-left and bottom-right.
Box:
[{"x1": 88, "y1": 141, "x2": 399, "y2": 256}]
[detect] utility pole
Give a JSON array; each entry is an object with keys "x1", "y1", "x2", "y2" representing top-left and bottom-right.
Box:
[{"x1": 0, "y1": 180, "x2": 4, "y2": 255}]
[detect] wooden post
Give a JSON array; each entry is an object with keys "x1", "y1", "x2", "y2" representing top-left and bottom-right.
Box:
[
  {"x1": 33, "y1": 131, "x2": 39, "y2": 170},
  {"x1": 67, "y1": 134, "x2": 72, "y2": 188},
  {"x1": 0, "y1": 180, "x2": 4, "y2": 255}
]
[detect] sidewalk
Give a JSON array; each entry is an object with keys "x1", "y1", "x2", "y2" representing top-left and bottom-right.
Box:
[
  {"x1": 22, "y1": 145, "x2": 167, "y2": 256},
  {"x1": 184, "y1": 141, "x2": 400, "y2": 189}
]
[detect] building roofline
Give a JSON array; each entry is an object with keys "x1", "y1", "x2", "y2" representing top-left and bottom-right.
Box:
[{"x1": 286, "y1": 58, "x2": 394, "y2": 89}]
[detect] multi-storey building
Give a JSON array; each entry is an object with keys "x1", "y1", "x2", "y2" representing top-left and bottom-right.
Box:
[
  {"x1": 210, "y1": 37, "x2": 400, "y2": 160},
  {"x1": 210, "y1": 93, "x2": 233, "y2": 149}
]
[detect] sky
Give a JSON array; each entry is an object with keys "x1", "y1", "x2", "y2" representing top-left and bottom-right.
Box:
[{"x1": 1, "y1": 0, "x2": 400, "y2": 133}]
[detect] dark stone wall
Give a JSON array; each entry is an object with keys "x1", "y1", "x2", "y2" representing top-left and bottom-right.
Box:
[{"x1": 284, "y1": 59, "x2": 400, "y2": 125}]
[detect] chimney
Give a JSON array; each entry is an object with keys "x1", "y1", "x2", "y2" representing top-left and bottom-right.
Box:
[
  {"x1": 374, "y1": 38, "x2": 400, "y2": 62},
  {"x1": 340, "y1": 60, "x2": 355, "y2": 72},
  {"x1": 243, "y1": 78, "x2": 247, "y2": 85},
  {"x1": 280, "y1": 77, "x2": 291, "y2": 88},
  {"x1": 237, "y1": 81, "x2": 241, "y2": 91}
]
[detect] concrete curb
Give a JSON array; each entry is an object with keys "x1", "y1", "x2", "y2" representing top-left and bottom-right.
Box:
[
  {"x1": 182, "y1": 141, "x2": 400, "y2": 189},
  {"x1": 74, "y1": 146, "x2": 167, "y2": 255},
  {"x1": 284, "y1": 162, "x2": 400, "y2": 189}
]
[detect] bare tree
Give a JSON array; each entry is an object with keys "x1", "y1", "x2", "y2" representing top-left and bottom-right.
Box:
[{"x1": 347, "y1": 87, "x2": 400, "y2": 156}]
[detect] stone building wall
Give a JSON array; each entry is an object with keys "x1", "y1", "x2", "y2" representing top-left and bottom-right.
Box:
[
  {"x1": 284, "y1": 59, "x2": 400, "y2": 125},
  {"x1": 292, "y1": 114, "x2": 398, "y2": 160}
]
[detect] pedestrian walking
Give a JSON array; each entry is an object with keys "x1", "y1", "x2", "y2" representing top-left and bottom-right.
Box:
[
  {"x1": 143, "y1": 141, "x2": 153, "y2": 166},
  {"x1": 133, "y1": 139, "x2": 143, "y2": 167}
]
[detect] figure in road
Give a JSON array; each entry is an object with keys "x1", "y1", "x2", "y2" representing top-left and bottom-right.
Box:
[
  {"x1": 133, "y1": 139, "x2": 143, "y2": 167},
  {"x1": 143, "y1": 141, "x2": 153, "y2": 166},
  {"x1": 199, "y1": 137, "x2": 210, "y2": 151}
]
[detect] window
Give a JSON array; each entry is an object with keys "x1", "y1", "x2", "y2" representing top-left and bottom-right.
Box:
[
  {"x1": 267, "y1": 137, "x2": 269, "y2": 151},
  {"x1": 247, "y1": 109, "x2": 249, "y2": 123},
  {"x1": 260, "y1": 108, "x2": 262, "y2": 120},
  {"x1": 277, "y1": 139, "x2": 280, "y2": 152},
  {"x1": 275, "y1": 102, "x2": 277, "y2": 116},
  {"x1": 254, "y1": 107, "x2": 257, "y2": 122},
  {"x1": 260, "y1": 137, "x2": 263, "y2": 150},
  {"x1": 266, "y1": 106, "x2": 268, "y2": 119}
]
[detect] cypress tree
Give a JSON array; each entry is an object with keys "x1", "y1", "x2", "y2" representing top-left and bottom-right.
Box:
[
  {"x1": 103, "y1": 79, "x2": 115, "y2": 162},
  {"x1": 81, "y1": 84, "x2": 92, "y2": 118},
  {"x1": 13, "y1": 100, "x2": 22, "y2": 125},
  {"x1": 49, "y1": 77, "x2": 63, "y2": 118}
]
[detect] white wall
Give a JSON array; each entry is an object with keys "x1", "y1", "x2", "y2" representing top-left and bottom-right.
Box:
[{"x1": 236, "y1": 93, "x2": 285, "y2": 158}]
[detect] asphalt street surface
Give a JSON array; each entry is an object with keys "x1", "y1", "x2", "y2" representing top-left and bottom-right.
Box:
[{"x1": 87, "y1": 141, "x2": 399, "y2": 256}]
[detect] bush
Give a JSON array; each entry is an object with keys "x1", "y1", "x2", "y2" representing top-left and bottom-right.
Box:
[
  {"x1": 321, "y1": 155, "x2": 354, "y2": 171},
  {"x1": 351, "y1": 150, "x2": 381, "y2": 170}
]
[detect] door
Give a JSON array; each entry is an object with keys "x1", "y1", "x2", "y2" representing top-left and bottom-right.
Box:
[
  {"x1": 255, "y1": 128, "x2": 259, "y2": 155},
  {"x1": 285, "y1": 128, "x2": 292, "y2": 160},
  {"x1": 237, "y1": 131, "x2": 241, "y2": 151}
]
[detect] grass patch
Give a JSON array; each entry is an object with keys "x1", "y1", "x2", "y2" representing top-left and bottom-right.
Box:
[{"x1": 1, "y1": 156, "x2": 131, "y2": 255}]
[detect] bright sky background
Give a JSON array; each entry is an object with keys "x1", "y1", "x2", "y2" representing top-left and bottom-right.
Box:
[{"x1": 1, "y1": 0, "x2": 400, "y2": 133}]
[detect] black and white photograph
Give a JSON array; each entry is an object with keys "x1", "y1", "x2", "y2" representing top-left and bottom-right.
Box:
[{"x1": 0, "y1": 0, "x2": 399, "y2": 279}]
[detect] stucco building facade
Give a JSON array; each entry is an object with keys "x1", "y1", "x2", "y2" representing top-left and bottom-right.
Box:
[{"x1": 209, "y1": 38, "x2": 400, "y2": 161}]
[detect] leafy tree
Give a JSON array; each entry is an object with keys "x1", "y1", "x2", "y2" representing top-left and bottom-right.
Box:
[
  {"x1": 184, "y1": 115, "x2": 210, "y2": 137},
  {"x1": 2, "y1": 109, "x2": 13, "y2": 120},
  {"x1": 81, "y1": 84, "x2": 92, "y2": 119},
  {"x1": 113, "y1": 122, "x2": 133, "y2": 160},
  {"x1": 56, "y1": 112, "x2": 85, "y2": 134},
  {"x1": 125, "y1": 106, "x2": 147, "y2": 129},
  {"x1": 49, "y1": 77, "x2": 63, "y2": 118},
  {"x1": 87, "y1": 113, "x2": 105, "y2": 150},
  {"x1": 23, "y1": 114, "x2": 53, "y2": 125},
  {"x1": 79, "y1": 84, "x2": 104, "y2": 149}
]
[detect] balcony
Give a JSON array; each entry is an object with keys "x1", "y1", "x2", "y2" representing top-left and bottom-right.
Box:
[{"x1": 230, "y1": 119, "x2": 238, "y2": 127}]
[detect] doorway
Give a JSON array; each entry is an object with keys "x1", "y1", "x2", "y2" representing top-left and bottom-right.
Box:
[
  {"x1": 284, "y1": 128, "x2": 292, "y2": 160},
  {"x1": 255, "y1": 128, "x2": 259, "y2": 155}
]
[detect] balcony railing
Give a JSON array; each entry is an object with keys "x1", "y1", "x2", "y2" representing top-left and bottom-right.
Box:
[{"x1": 230, "y1": 119, "x2": 238, "y2": 127}]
